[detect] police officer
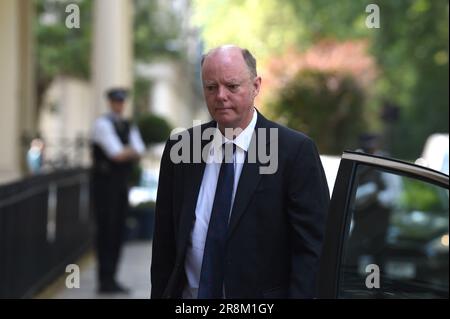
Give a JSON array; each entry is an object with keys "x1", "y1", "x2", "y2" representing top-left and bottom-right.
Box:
[{"x1": 91, "y1": 88, "x2": 145, "y2": 293}]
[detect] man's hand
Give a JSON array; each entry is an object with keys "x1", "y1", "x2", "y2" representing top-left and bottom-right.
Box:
[{"x1": 112, "y1": 146, "x2": 140, "y2": 162}]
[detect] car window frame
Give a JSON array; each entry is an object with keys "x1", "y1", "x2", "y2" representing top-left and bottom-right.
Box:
[{"x1": 318, "y1": 151, "x2": 449, "y2": 298}]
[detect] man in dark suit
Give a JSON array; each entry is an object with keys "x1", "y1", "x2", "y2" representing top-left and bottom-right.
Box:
[{"x1": 151, "y1": 45, "x2": 329, "y2": 299}]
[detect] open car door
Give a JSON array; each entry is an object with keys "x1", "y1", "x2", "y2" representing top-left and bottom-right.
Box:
[{"x1": 318, "y1": 151, "x2": 449, "y2": 298}]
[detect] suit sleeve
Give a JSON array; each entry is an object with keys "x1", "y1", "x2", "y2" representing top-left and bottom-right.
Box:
[
  {"x1": 150, "y1": 139, "x2": 176, "y2": 298},
  {"x1": 286, "y1": 137, "x2": 330, "y2": 298}
]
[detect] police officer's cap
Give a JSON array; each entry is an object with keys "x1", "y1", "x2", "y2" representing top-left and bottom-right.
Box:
[{"x1": 106, "y1": 88, "x2": 128, "y2": 101}]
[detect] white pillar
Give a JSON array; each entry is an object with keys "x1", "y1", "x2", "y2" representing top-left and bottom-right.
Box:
[
  {"x1": 92, "y1": 0, "x2": 133, "y2": 119},
  {"x1": 0, "y1": 0, "x2": 34, "y2": 183}
]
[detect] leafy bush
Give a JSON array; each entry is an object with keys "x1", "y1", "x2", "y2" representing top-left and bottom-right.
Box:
[
  {"x1": 269, "y1": 69, "x2": 366, "y2": 154},
  {"x1": 136, "y1": 114, "x2": 171, "y2": 146}
]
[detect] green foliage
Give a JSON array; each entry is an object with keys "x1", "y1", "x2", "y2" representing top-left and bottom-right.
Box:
[
  {"x1": 371, "y1": 0, "x2": 449, "y2": 159},
  {"x1": 286, "y1": 0, "x2": 370, "y2": 41},
  {"x1": 35, "y1": 0, "x2": 184, "y2": 110},
  {"x1": 129, "y1": 163, "x2": 143, "y2": 187},
  {"x1": 133, "y1": 0, "x2": 187, "y2": 122},
  {"x1": 393, "y1": 178, "x2": 448, "y2": 240},
  {"x1": 34, "y1": 0, "x2": 92, "y2": 110},
  {"x1": 317, "y1": 0, "x2": 450, "y2": 159},
  {"x1": 36, "y1": 0, "x2": 182, "y2": 80},
  {"x1": 35, "y1": 0, "x2": 92, "y2": 81},
  {"x1": 269, "y1": 69, "x2": 366, "y2": 154},
  {"x1": 136, "y1": 114, "x2": 172, "y2": 146},
  {"x1": 193, "y1": 0, "x2": 449, "y2": 160},
  {"x1": 192, "y1": 0, "x2": 304, "y2": 58},
  {"x1": 134, "y1": 0, "x2": 184, "y2": 62},
  {"x1": 133, "y1": 78, "x2": 152, "y2": 116},
  {"x1": 400, "y1": 179, "x2": 445, "y2": 213},
  {"x1": 192, "y1": 0, "x2": 369, "y2": 58}
]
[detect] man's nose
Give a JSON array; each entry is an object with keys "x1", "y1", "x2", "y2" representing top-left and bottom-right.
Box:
[{"x1": 217, "y1": 85, "x2": 227, "y2": 100}]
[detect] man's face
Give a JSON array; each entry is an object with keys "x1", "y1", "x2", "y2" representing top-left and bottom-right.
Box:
[
  {"x1": 201, "y1": 48, "x2": 261, "y2": 132},
  {"x1": 110, "y1": 100, "x2": 125, "y2": 115}
]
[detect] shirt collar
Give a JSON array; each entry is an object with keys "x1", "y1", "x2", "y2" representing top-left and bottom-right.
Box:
[{"x1": 211, "y1": 107, "x2": 258, "y2": 153}]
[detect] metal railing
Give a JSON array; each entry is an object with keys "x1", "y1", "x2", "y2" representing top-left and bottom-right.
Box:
[
  {"x1": 22, "y1": 135, "x2": 91, "y2": 173},
  {"x1": 0, "y1": 168, "x2": 93, "y2": 298}
]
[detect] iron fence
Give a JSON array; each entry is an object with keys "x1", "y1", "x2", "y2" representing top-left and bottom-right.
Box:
[{"x1": 0, "y1": 168, "x2": 93, "y2": 298}]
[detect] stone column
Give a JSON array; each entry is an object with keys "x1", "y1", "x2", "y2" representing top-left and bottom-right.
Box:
[
  {"x1": 92, "y1": 0, "x2": 133, "y2": 119},
  {"x1": 0, "y1": 0, "x2": 35, "y2": 183}
]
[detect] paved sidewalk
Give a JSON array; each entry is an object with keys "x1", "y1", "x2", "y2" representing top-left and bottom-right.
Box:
[{"x1": 39, "y1": 240, "x2": 152, "y2": 299}]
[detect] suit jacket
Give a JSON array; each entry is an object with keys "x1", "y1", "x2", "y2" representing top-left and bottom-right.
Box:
[{"x1": 151, "y1": 111, "x2": 330, "y2": 299}]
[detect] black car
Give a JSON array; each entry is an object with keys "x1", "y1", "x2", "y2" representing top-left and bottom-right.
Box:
[{"x1": 318, "y1": 151, "x2": 449, "y2": 299}]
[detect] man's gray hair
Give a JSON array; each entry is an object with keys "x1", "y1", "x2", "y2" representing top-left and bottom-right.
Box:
[{"x1": 201, "y1": 47, "x2": 258, "y2": 78}]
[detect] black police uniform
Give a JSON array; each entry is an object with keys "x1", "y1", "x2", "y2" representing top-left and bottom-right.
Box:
[{"x1": 92, "y1": 114, "x2": 133, "y2": 291}]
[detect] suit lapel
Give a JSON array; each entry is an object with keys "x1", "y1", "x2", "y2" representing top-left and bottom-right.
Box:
[
  {"x1": 227, "y1": 151, "x2": 261, "y2": 238},
  {"x1": 227, "y1": 111, "x2": 272, "y2": 238},
  {"x1": 176, "y1": 162, "x2": 205, "y2": 254},
  {"x1": 176, "y1": 121, "x2": 215, "y2": 254}
]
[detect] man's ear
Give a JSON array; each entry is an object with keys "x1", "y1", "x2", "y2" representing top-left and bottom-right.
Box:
[{"x1": 253, "y1": 76, "x2": 262, "y2": 97}]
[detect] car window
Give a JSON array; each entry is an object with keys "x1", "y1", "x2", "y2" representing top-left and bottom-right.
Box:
[{"x1": 338, "y1": 164, "x2": 449, "y2": 298}]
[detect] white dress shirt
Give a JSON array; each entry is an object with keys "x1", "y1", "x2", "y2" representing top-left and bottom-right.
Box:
[
  {"x1": 182, "y1": 108, "x2": 258, "y2": 299},
  {"x1": 92, "y1": 113, "x2": 145, "y2": 158}
]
